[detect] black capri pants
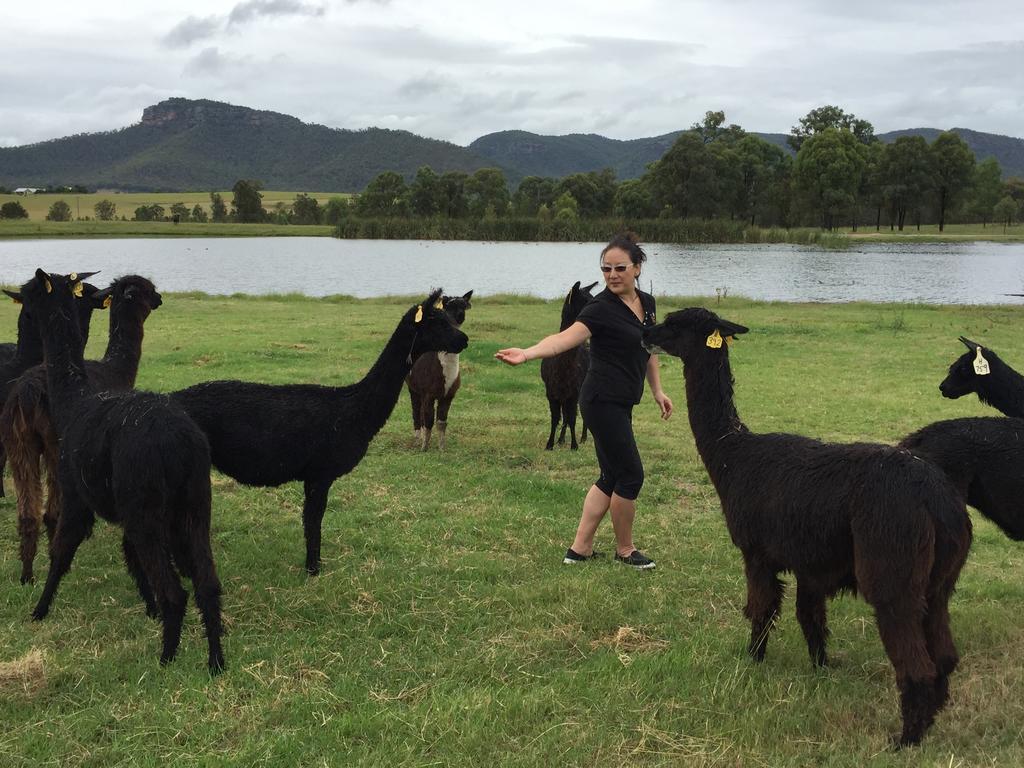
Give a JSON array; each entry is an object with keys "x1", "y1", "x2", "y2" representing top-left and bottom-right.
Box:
[{"x1": 580, "y1": 396, "x2": 644, "y2": 500}]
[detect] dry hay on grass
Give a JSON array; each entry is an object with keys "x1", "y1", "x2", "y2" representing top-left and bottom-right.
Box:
[
  {"x1": 591, "y1": 626, "x2": 669, "y2": 666},
  {"x1": 0, "y1": 648, "x2": 46, "y2": 695}
]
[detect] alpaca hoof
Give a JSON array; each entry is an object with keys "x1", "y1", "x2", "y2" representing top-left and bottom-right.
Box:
[
  {"x1": 159, "y1": 654, "x2": 176, "y2": 667},
  {"x1": 570, "y1": 444, "x2": 579, "y2": 451},
  {"x1": 20, "y1": 572, "x2": 34, "y2": 586},
  {"x1": 306, "y1": 564, "x2": 321, "y2": 577},
  {"x1": 145, "y1": 604, "x2": 160, "y2": 620},
  {"x1": 544, "y1": 444, "x2": 554, "y2": 451},
  {"x1": 31, "y1": 606, "x2": 49, "y2": 622},
  {"x1": 209, "y1": 654, "x2": 226, "y2": 676}
]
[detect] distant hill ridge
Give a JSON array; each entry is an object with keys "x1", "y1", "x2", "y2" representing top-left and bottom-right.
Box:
[{"x1": 1, "y1": 98, "x2": 1021, "y2": 191}]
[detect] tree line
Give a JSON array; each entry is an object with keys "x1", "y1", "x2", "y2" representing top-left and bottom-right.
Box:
[{"x1": 5, "y1": 106, "x2": 1022, "y2": 235}]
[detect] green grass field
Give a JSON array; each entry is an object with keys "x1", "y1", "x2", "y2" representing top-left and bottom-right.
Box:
[{"x1": 1, "y1": 294, "x2": 1023, "y2": 766}]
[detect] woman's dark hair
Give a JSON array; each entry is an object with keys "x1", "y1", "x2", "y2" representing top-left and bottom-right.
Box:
[{"x1": 601, "y1": 232, "x2": 646, "y2": 266}]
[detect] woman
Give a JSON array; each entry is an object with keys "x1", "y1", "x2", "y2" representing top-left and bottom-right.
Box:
[{"x1": 495, "y1": 233, "x2": 672, "y2": 569}]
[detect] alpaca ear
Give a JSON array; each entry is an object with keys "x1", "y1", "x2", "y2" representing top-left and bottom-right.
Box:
[
  {"x1": 34, "y1": 268, "x2": 52, "y2": 293},
  {"x1": 3, "y1": 289, "x2": 22, "y2": 304},
  {"x1": 719, "y1": 319, "x2": 749, "y2": 337},
  {"x1": 568, "y1": 281, "x2": 581, "y2": 301},
  {"x1": 91, "y1": 287, "x2": 113, "y2": 309},
  {"x1": 462, "y1": 290, "x2": 473, "y2": 304},
  {"x1": 959, "y1": 336, "x2": 981, "y2": 352},
  {"x1": 584, "y1": 281, "x2": 598, "y2": 293}
]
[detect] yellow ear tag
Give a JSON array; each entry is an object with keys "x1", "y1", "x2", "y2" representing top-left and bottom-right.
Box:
[
  {"x1": 973, "y1": 347, "x2": 991, "y2": 376},
  {"x1": 414, "y1": 305, "x2": 423, "y2": 324},
  {"x1": 69, "y1": 272, "x2": 77, "y2": 281},
  {"x1": 103, "y1": 296, "x2": 112, "y2": 309},
  {"x1": 44, "y1": 278, "x2": 52, "y2": 294},
  {"x1": 72, "y1": 282, "x2": 84, "y2": 298},
  {"x1": 434, "y1": 298, "x2": 444, "y2": 310},
  {"x1": 706, "y1": 329, "x2": 723, "y2": 349}
]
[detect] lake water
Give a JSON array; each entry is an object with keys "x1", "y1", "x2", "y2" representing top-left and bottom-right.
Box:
[{"x1": 1, "y1": 238, "x2": 1023, "y2": 304}]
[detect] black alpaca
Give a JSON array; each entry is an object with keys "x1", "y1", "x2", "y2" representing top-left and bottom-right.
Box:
[
  {"x1": 900, "y1": 416, "x2": 1024, "y2": 540},
  {"x1": 540, "y1": 280, "x2": 597, "y2": 450},
  {"x1": 20, "y1": 269, "x2": 224, "y2": 674},
  {"x1": 939, "y1": 337, "x2": 1024, "y2": 417},
  {"x1": 171, "y1": 289, "x2": 469, "y2": 575},
  {"x1": 407, "y1": 290, "x2": 473, "y2": 451},
  {"x1": 0, "y1": 284, "x2": 105, "y2": 497},
  {"x1": 643, "y1": 308, "x2": 971, "y2": 747},
  {"x1": 1, "y1": 276, "x2": 162, "y2": 584}
]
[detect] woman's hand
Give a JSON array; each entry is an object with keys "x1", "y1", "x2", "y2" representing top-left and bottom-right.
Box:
[
  {"x1": 654, "y1": 390, "x2": 673, "y2": 420},
  {"x1": 495, "y1": 348, "x2": 528, "y2": 366}
]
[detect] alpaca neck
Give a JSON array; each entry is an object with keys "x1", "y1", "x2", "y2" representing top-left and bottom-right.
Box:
[
  {"x1": 350, "y1": 317, "x2": 417, "y2": 438},
  {"x1": 36, "y1": 306, "x2": 91, "y2": 435},
  {"x1": 682, "y1": 347, "x2": 748, "y2": 479},
  {"x1": 99, "y1": 306, "x2": 146, "y2": 385},
  {"x1": 14, "y1": 310, "x2": 44, "y2": 365},
  {"x1": 979, "y1": 357, "x2": 1024, "y2": 418}
]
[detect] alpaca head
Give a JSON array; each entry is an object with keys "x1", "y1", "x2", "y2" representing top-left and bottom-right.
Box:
[
  {"x1": 642, "y1": 307, "x2": 749, "y2": 361},
  {"x1": 407, "y1": 288, "x2": 469, "y2": 358},
  {"x1": 938, "y1": 336, "x2": 1005, "y2": 401},
  {"x1": 6, "y1": 277, "x2": 106, "y2": 347},
  {"x1": 560, "y1": 281, "x2": 598, "y2": 329},
  {"x1": 441, "y1": 290, "x2": 474, "y2": 328},
  {"x1": 93, "y1": 275, "x2": 162, "y2": 321},
  {"x1": 18, "y1": 269, "x2": 101, "y2": 322}
]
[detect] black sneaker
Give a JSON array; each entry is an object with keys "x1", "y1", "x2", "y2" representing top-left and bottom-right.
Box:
[
  {"x1": 615, "y1": 550, "x2": 656, "y2": 570},
  {"x1": 563, "y1": 548, "x2": 604, "y2": 564}
]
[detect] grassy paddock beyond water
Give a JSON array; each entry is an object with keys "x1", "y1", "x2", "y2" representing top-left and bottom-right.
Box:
[{"x1": 1, "y1": 294, "x2": 1023, "y2": 766}]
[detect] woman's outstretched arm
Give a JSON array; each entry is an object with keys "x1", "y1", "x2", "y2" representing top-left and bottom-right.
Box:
[{"x1": 495, "y1": 321, "x2": 591, "y2": 366}]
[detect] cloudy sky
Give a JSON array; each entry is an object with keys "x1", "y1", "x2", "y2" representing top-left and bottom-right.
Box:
[{"x1": 2, "y1": 0, "x2": 1022, "y2": 148}]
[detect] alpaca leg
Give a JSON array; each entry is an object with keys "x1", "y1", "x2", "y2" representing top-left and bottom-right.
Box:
[
  {"x1": 436, "y1": 396, "x2": 454, "y2": 452},
  {"x1": 923, "y1": 580, "x2": 961, "y2": 714},
  {"x1": 795, "y1": 576, "x2": 831, "y2": 667},
  {"x1": 743, "y1": 561, "x2": 784, "y2": 662},
  {"x1": 13, "y1": 451, "x2": 44, "y2": 585},
  {"x1": 546, "y1": 399, "x2": 559, "y2": 450},
  {"x1": 176, "y1": 484, "x2": 225, "y2": 674},
  {"x1": 580, "y1": 412, "x2": 588, "y2": 444},
  {"x1": 131, "y1": 531, "x2": 189, "y2": 667},
  {"x1": 42, "y1": 435, "x2": 62, "y2": 544},
  {"x1": 875, "y1": 604, "x2": 938, "y2": 748},
  {"x1": 419, "y1": 399, "x2": 435, "y2": 452},
  {"x1": 32, "y1": 491, "x2": 95, "y2": 621},
  {"x1": 409, "y1": 388, "x2": 423, "y2": 441},
  {"x1": 564, "y1": 397, "x2": 579, "y2": 450},
  {"x1": 302, "y1": 479, "x2": 332, "y2": 575},
  {"x1": 123, "y1": 533, "x2": 159, "y2": 619},
  {"x1": 0, "y1": 445, "x2": 6, "y2": 497}
]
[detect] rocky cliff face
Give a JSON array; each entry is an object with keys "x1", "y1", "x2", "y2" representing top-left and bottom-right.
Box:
[{"x1": 140, "y1": 98, "x2": 299, "y2": 130}]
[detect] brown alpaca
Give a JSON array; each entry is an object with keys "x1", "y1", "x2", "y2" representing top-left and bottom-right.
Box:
[{"x1": 406, "y1": 291, "x2": 472, "y2": 451}]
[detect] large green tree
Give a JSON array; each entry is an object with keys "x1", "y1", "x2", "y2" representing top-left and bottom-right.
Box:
[
  {"x1": 292, "y1": 193, "x2": 322, "y2": 225},
  {"x1": 232, "y1": 179, "x2": 266, "y2": 223},
  {"x1": 789, "y1": 105, "x2": 875, "y2": 152},
  {"x1": 967, "y1": 157, "x2": 1004, "y2": 226},
  {"x1": 356, "y1": 171, "x2": 409, "y2": 217},
  {"x1": 439, "y1": 171, "x2": 469, "y2": 218},
  {"x1": 794, "y1": 128, "x2": 868, "y2": 230},
  {"x1": 408, "y1": 167, "x2": 443, "y2": 217},
  {"x1": 879, "y1": 136, "x2": 932, "y2": 231},
  {"x1": 512, "y1": 176, "x2": 557, "y2": 216},
  {"x1": 647, "y1": 132, "x2": 722, "y2": 218},
  {"x1": 556, "y1": 169, "x2": 616, "y2": 218},
  {"x1": 209, "y1": 192, "x2": 228, "y2": 223},
  {"x1": 465, "y1": 168, "x2": 509, "y2": 218},
  {"x1": 613, "y1": 178, "x2": 658, "y2": 218},
  {"x1": 1, "y1": 201, "x2": 29, "y2": 219},
  {"x1": 93, "y1": 199, "x2": 116, "y2": 221},
  {"x1": 930, "y1": 132, "x2": 975, "y2": 232},
  {"x1": 45, "y1": 200, "x2": 72, "y2": 222}
]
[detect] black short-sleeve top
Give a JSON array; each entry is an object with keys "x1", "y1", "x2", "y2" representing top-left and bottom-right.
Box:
[{"x1": 577, "y1": 288, "x2": 657, "y2": 404}]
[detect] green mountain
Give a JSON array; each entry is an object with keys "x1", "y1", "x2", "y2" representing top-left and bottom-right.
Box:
[
  {"x1": 0, "y1": 98, "x2": 493, "y2": 192},
  {"x1": 2, "y1": 99, "x2": 1022, "y2": 191}
]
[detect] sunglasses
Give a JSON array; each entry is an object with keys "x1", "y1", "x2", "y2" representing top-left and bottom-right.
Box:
[{"x1": 600, "y1": 264, "x2": 632, "y2": 273}]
